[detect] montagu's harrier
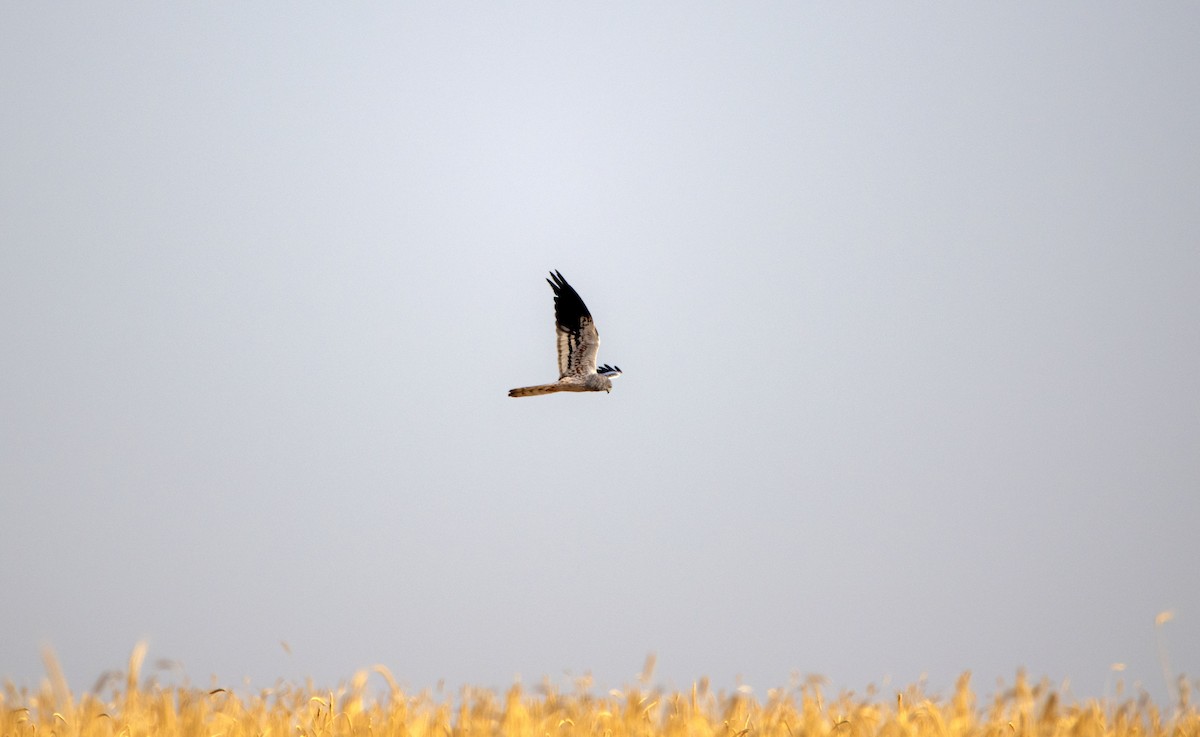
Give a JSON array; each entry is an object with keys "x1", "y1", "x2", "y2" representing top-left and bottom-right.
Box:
[{"x1": 509, "y1": 271, "x2": 622, "y2": 397}]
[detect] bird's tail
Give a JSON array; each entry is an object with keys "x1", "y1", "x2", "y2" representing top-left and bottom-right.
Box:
[{"x1": 508, "y1": 383, "x2": 564, "y2": 398}]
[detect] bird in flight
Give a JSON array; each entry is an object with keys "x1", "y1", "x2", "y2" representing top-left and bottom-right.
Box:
[{"x1": 509, "y1": 271, "x2": 623, "y2": 397}]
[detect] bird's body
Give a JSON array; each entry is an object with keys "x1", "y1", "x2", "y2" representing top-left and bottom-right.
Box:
[
  {"x1": 508, "y1": 373, "x2": 612, "y2": 397},
  {"x1": 509, "y1": 271, "x2": 622, "y2": 397}
]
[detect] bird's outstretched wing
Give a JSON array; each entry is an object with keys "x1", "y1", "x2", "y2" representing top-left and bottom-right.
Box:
[
  {"x1": 597, "y1": 364, "x2": 622, "y2": 377},
  {"x1": 547, "y1": 270, "x2": 600, "y2": 378}
]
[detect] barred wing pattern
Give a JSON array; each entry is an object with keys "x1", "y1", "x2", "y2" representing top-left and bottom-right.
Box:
[
  {"x1": 549, "y1": 270, "x2": 600, "y2": 378},
  {"x1": 508, "y1": 271, "x2": 622, "y2": 398}
]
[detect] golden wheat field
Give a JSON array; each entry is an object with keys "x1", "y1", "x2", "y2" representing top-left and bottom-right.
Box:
[{"x1": 3, "y1": 648, "x2": 1196, "y2": 737}]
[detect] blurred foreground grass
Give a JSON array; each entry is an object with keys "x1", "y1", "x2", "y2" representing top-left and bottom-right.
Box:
[{"x1": 3, "y1": 647, "x2": 1195, "y2": 737}]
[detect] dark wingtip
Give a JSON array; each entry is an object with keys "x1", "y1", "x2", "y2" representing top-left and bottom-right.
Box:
[{"x1": 545, "y1": 269, "x2": 591, "y2": 328}]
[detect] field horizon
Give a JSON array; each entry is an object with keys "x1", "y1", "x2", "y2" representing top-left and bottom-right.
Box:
[{"x1": 3, "y1": 646, "x2": 1195, "y2": 737}]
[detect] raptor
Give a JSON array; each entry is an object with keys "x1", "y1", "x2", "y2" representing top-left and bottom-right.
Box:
[{"x1": 509, "y1": 271, "x2": 622, "y2": 397}]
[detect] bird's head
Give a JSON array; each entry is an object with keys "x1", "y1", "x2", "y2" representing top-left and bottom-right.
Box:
[{"x1": 596, "y1": 364, "x2": 621, "y2": 393}]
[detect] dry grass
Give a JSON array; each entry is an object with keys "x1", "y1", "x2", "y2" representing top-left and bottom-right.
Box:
[{"x1": 2, "y1": 648, "x2": 1195, "y2": 737}]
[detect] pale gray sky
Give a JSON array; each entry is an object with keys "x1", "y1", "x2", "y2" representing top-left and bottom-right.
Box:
[{"x1": 2, "y1": 4, "x2": 1198, "y2": 703}]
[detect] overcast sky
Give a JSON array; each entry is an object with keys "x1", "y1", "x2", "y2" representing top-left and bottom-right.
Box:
[{"x1": 2, "y1": 4, "x2": 1198, "y2": 704}]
